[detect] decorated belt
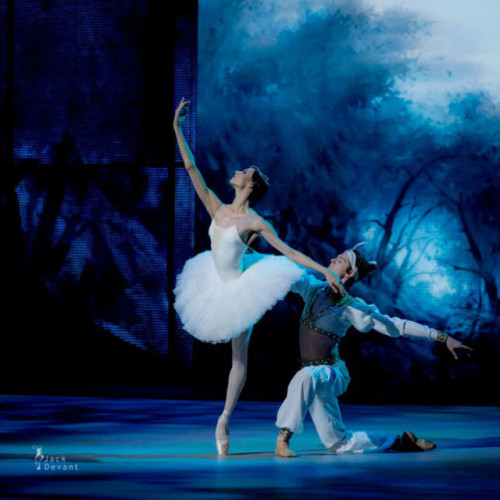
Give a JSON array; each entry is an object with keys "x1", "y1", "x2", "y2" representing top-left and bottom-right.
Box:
[
  {"x1": 300, "y1": 352, "x2": 340, "y2": 368},
  {"x1": 299, "y1": 318, "x2": 342, "y2": 343}
]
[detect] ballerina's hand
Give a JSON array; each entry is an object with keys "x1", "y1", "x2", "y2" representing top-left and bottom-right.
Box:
[
  {"x1": 325, "y1": 270, "x2": 345, "y2": 296},
  {"x1": 445, "y1": 336, "x2": 474, "y2": 361},
  {"x1": 174, "y1": 97, "x2": 190, "y2": 128}
]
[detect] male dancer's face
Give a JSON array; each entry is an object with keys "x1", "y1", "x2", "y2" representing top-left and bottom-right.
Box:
[{"x1": 328, "y1": 252, "x2": 354, "y2": 282}]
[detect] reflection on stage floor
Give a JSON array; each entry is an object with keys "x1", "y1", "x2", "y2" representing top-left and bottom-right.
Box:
[{"x1": 1, "y1": 395, "x2": 499, "y2": 499}]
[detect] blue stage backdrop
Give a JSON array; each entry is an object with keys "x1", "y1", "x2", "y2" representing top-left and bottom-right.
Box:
[
  {"x1": 2, "y1": 0, "x2": 499, "y2": 402},
  {"x1": 3, "y1": 1, "x2": 197, "y2": 369},
  {"x1": 195, "y1": 0, "x2": 500, "y2": 401},
  {"x1": 13, "y1": 0, "x2": 149, "y2": 164}
]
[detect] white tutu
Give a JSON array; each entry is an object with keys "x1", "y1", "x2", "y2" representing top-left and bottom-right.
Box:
[{"x1": 174, "y1": 250, "x2": 304, "y2": 343}]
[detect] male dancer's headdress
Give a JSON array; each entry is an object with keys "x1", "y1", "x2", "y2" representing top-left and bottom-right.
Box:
[{"x1": 345, "y1": 242, "x2": 378, "y2": 282}]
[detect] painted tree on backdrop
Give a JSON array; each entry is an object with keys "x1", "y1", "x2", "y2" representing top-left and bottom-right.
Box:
[
  {"x1": 198, "y1": 1, "x2": 430, "y2": 253},
  {"x1": 426, "y1": 93, "x2": 500, "y2": 331},
  {"x1": 198, "y1": 1, "x2": 499, "y2": 338}
]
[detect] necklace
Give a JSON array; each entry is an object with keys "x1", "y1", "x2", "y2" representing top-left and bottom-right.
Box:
[
  {"x1": 300, "y1": 287, "x2": 354, "y2": 343},
  {"x1": 313, "y1": 287, "x2": 354, "y2": 315}
]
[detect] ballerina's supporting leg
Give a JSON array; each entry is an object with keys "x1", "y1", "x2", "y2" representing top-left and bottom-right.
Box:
[{"x1": 215, "y1": 328, "x2": 252, "y2": 455}]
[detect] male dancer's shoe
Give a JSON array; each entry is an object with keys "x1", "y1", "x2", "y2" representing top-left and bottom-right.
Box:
[
  {"x1": 391, "y1": 431, "x2": 436, "y2": 452},
  {"x1": 275, "y1": 428, "x2": 297, "y2": 458},
  {"x1": 215, "y1": 411, "x2": 230, "y2": 455}
]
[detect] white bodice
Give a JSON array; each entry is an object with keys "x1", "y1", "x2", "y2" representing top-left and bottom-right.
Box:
[
  {"x1": 208, "y1": 220, "x2": 248, "y2": 281},
  {"x1": 175, "y1": 221, "x2": 304, "y2": 342}
]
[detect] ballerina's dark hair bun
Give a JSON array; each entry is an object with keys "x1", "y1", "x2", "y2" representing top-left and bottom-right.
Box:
[{"x1": 249, "y1": 166, "x2": 270, "y2": 203}]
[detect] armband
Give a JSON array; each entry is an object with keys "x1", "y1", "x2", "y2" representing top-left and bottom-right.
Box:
[{"x1": 435, "y1": 330, "x2": 449, "y2": 343}]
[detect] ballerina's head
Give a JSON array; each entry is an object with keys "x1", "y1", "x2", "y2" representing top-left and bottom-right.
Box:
[{"x1": 230, "y1": 166, "x2": 270, "y2": 203}]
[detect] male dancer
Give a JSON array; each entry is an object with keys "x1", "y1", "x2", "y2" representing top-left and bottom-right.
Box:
[{"x1": 275, "y1": 247, "x2": 473, "y2": 457}]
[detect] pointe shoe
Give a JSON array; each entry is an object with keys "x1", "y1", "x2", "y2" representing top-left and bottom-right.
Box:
[
  {"x1": 215, "y1": 412, "x2": 230, "y2": 456},
  {"x1": 216, "y1": 438, "x2": 229, "y2": 456},
  {"x1": 275, "y1": 437, "x2": 297, "y2": 458}
]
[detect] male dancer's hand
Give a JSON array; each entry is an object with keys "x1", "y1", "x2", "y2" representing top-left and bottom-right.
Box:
[{"x1": 445, "y1": 336, "x2": 473, "y2": 360}]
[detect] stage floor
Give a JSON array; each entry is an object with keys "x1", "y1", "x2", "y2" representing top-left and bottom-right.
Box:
[{"x1": 1, "y1": 395, "x2": 499, "y2": 499}]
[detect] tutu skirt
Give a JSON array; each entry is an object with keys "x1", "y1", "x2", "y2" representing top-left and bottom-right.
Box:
[{"x1": 174, "y1": 251, "x2": 304, "y2": 343}]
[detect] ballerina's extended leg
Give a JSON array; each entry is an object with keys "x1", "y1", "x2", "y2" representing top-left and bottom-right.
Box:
[{"x1": 215, "y1": 328, "x2": 252, "y2": 455}]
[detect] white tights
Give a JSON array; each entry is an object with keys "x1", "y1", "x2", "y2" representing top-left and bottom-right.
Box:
[
  {"x1": 216, "y1": 328, "x2": 252, "y2": 441},
  {"x1": 223, "y1": 328, "x2": 252, "y2": 415}
]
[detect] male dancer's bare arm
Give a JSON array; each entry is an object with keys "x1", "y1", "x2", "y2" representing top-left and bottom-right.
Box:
[{"x1": 173, "y1": 98, "x2": 222, "y2": 218}]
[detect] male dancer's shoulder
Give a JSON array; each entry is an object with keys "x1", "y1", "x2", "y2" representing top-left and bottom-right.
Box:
[{"x1": 291, "y1": 271, "x2": 326, "y2": 300}]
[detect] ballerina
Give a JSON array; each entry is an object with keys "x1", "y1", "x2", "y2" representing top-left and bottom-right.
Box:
[{"x1": 173, "y1": 98, "x2": 344, "y2": 455}]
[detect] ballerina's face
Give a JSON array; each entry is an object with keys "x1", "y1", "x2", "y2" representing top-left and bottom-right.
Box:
[{"x1": 229, "y1": 167, "x2": 256, "y2": 189}]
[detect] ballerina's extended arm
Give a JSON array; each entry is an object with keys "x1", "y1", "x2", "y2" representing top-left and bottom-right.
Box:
[
  {"x1": 250, "y1": 217, "x2": 345, "y2": 295},
  {"x1": 173, "y1": 98, "x2": 222, "y2": 218}
]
